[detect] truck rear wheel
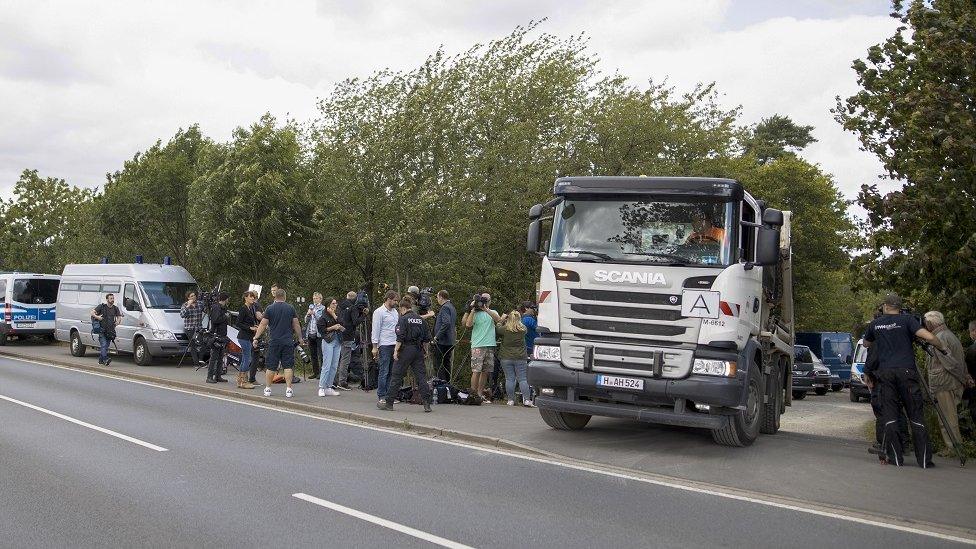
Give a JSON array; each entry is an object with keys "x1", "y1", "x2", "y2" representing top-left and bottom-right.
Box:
[
  {"x1": 539, "y1": 409, "x2": 591, "y2": 430},
  {"x1": 760, "y1": 360, "x2": 783, "y2": 435},
  {"x1": 712, "y1": 365, "x2": 763, "y2": 447}
]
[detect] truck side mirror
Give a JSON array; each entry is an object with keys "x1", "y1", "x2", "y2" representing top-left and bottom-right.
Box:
[
  {"x1": 755, "y1": 226, "x2": 781, "y2": 266},
  {"x1": 529, "y1": 203, "x2": 544, "y2": 219},
  {"x1": 527, "y1": 219, "x2": 541, "y2": 253},
  {"x1": 762, "y1": 208, "x2": 784, "y2": 227}
]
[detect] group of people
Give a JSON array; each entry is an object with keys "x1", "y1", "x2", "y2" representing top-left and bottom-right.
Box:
[
  {"x1": 861, "y1": 293, "x2": 976, "y2": 467},
  {"x1": 173, "y1": 283, "x2": 539, "y2": 410}
]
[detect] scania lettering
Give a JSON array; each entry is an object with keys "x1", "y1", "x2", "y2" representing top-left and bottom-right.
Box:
[{"x1": 526, "y1": 176, "x2": 795, "y2": 446}]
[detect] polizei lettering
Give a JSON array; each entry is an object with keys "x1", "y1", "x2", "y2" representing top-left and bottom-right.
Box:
[{"x1": 592, "y1": 270, "x2": 667, "y2": 285}]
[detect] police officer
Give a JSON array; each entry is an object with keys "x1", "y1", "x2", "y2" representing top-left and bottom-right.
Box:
[
  {"x1": 206, "y1": 291, "x2": 232, "y2": 384},
  {"x1": 377, "y1": 295, "x2": 432, "y2": 413},
  {"x1": 863, "y1": 293, "x2": 947, "y2": 467}
]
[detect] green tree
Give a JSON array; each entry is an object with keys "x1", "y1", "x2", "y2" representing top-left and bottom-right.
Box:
[
  {"x1": 97, "y1": 125, "x2": 210, "y2": 268},
  {"x1": 0, "y1": 170, "x2": 95, "y2": 273},
  {"x1": 835, "y1": 0, "x2": 976, "y2": 331},
  {"x1": 742, "y1": 114, "x2": 817, "y2": 164}
]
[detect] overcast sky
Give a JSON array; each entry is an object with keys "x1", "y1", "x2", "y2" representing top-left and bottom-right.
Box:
[{"x1": 0, "y1": 1, "x2": 898, "y2": 200}]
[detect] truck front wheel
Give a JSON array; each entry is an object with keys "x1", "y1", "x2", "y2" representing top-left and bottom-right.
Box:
[
  {"x1": 712, "y1": 365, "x2": 763, "y2": 447},
  {"x1": 539, "y1": 409, "x2": 591, "y2": 430}
]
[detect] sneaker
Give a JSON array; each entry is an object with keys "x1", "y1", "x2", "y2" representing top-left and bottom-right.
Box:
[
  {"x1": 523, "y1": 400, "x2": 536, "y2": 408},
  {"x1": 338, "y1": 383, "x2": 351, "y2": 391},
  {"x1": 263, "y1": 387, "x2": 272, "y2": 397},
  {"x1": 105, "y1": 357, "x2": 112, "y2": 366},
  {"x1": 507, "y1": 400, "x2": 515, "y2": 406},
  {"x1": 376, "y1": 401, "x2": 393, "y2": 411},
  {"x1": 318, "y1": 388, "x2": 326, "y2": 397},
  {"x1": 97, "y1": 360, "x2": 104, "y2": 365},
  {"x1": 308, "y1": 374, "x2": 319, "y2": 379},
  {"x1": 285, "y1": 388, "x2": 294, "y2": 398},
  {"x1": 324, "y1": 388, "x2": 340, "y2": 396}
]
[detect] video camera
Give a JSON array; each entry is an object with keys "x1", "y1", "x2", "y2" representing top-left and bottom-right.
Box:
[
  {"x1": 469, "y1": 293, "x2": 489, "y2": 312},
  {"x1": 417, "y1": 287, "x2": 434, "y2": 315}
]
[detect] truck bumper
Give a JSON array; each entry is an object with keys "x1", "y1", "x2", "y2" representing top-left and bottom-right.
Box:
[{"x1": 528, "y1": 360, "x2": 745, "y2": 430}]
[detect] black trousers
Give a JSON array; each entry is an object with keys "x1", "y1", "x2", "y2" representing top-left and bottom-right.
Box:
[
  {"x1": 871, "y1": 383, "x2": 909, "y2": 448},
  {"x1": 207, "y1": 344, "x2": 226, "y2": 380},
  {"x1": 307, "y1": 335, "x2": 322, "y2": 377},
  {"x1": 878, "y1": 367, "x2": 933, "y2": 467},
  {"x1": 386, "y1": 345, "x2": 431, "y2": 405},
  {"x1": 432, "y1": 343, "x2": 454, "y2": 382},
  {"x1": 186, "y1": 327, "x2": 202, "y2": 364}
]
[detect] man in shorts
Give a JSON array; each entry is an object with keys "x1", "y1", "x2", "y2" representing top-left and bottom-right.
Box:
[
  {"x1": 252, "y1": 288, "x2": 305, "y2": 398},
  {"x1": 463, "y1": 292, "x2": 501, "y2": 402}
]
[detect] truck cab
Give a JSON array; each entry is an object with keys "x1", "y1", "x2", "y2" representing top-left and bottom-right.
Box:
[{"x1": 526, "y1": 176, "x2": 794, "y2": 446}]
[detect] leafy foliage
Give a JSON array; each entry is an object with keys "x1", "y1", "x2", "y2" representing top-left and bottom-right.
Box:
[{"x1": 742, "y1": 114, "x2": 817, "y2": 164}]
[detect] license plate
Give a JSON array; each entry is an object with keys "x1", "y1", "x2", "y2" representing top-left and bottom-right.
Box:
[
  {"x1": 597, "y1": 374, "x2": 644, "y2": 391},
  {"x1": 813, "y1": 383, "x2": 824, "y2": 388},
  {"x1": 16, "y1": 322, "x2": 35, "y2": 328}
]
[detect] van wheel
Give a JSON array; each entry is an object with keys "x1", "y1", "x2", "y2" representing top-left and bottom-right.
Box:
[
  {"x1": 815, "y1": 387, "x2": 828, "y2": 396},
  {"x1": 539, "y1": 409, "x2": 591, "y2": 430},
  {"x1": 70, "y1": 331, "x2": 87, "y2": 357},
  {"x1": 134, "y1": 338, "x2": 153, "y2": 366},
  {"x1": 792, "y1": 391, "x2": 806, "y2": 400},
  {"x1": 713, "y1": 364, "x2": 764, "y2": 447}
]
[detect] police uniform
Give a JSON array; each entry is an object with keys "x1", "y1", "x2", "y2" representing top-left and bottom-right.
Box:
[{"x1": 386, "y1": 310, "x2": 432, "y2": 408}]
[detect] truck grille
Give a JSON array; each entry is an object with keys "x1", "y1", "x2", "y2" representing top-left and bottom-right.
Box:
[
  {"x1": 560, "y1": 285, "x2": 701, "y2": 345},
  {"x1": 570, "y1": 288, "x2": 679, "y2": 306},
  {"x1": 570, "y1": 318, "x2": 686, "y2": 337},
  {"x1": 560, "y1": 340, "x2": 694, "y2": 378}
]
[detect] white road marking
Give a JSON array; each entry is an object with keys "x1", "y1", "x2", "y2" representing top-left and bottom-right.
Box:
[
  {"x1": 2, "y1": 355, "x2": 974, "y2": 545},
  {"x1": 0, "y1": 393, "x2": 168, "y2": 452},
  {"x1": 293, "y1": 493, "x2": 473, "y2": 549}
]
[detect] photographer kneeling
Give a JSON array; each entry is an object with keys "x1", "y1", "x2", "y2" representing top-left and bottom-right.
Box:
[
  {"x1": 206, "y1": 291, "x2": 232, "y2": 384},
  {"x1": 863, "y1": 293, "x2": 947, "y2": 468}
]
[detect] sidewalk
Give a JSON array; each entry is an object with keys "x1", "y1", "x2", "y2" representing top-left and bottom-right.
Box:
[{"x1": 3, "y1": 340, "x2": 976, "y2": 533}]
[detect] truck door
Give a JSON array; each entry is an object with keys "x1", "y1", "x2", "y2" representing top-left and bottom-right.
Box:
[{"x1": 118, "y1": 282, "x2": 143, "y2": 351}]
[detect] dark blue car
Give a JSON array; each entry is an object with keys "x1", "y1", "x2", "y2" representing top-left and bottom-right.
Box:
[{"x1": 795, "y1": 332, "x2": 854, "y2": 387}]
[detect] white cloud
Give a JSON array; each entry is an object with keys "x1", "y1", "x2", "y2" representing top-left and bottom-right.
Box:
[{"x1": 0, "y1": 0, "x2": 898, "y2": 201}]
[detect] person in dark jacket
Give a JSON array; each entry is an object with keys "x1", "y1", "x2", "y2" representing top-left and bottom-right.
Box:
[
  {"x1": 964, "y1": 320, "x2": 976, "y2": 427},
  {"x1": 377, "y1": 296, "x2": 432, "y2": 412},
  {"x1": 206, "y1": 291, "x2": 231, "y2": 384},
  {"x1": 866, "y1": 343, "x2": 908, "y2": 456},
  {"x1": 432, "y1": 290, "x2": 457, "y2": 382},
  {"x1": 235, "y1": 290, "x2": 259, "y2": 389},
  {"x1": 336, "y1": 291, "x2": 365, "y2": 390}
]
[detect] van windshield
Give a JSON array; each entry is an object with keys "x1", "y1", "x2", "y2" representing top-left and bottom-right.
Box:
[
  {"x1": 822, "y1": 334, "x2": 853, "y2": 361},
  {"x1": 13, "y1": 279, "x2": 60, "y2": 305},
  {"x1": 140, "y1": 282, "x2": 198, "y2": 309}
]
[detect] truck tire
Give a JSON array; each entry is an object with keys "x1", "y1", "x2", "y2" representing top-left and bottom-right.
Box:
[
  {"x1": 831, "y1": 384, "x2": 842, "y2": 392},
  {"x1": 760, "y1": 361, "x2": 782, "y2": 435},
  {"x1": 712, "y1": 365, "x2": 764, "y2": 447},
  {"x1": 815, "y1": 387, "x2": 828, "y2": 396},
  {"x1": 70, "y1": 331, "x2": 87, "y2": 357},
  {"x1": 792, "y1": 391, "x2": 806, "y2": 400},
  {"x1": 539, "y1": 409, "x2": 591, "y2": 430},
  {"x1": 134, "y1": 337, "x2": 153, "y2": 366}
]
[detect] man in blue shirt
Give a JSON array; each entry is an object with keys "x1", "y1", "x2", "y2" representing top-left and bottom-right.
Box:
[
  {"x1": 252, "y1": 288, "x2": 305, "y2": 398},
  {"x1": 371, "y1": 291, "x2": 400, "y2": 403},
  {"x1": 520, "y1": 301, "x2": 538, "y2": 357}
]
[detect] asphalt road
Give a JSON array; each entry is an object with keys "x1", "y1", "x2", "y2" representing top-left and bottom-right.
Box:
[{"x1": 0, "y1": 356, "x2": 972, "y2": 548}]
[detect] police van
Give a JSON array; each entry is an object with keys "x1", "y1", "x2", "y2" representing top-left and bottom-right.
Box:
[{"x1": 0, "y1": 272, "x2": 61, "y2": 345}]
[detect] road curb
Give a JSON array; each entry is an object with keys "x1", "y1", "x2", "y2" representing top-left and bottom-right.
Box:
[{"x1": 0, "y1": 348, "x2": 551, "y2": 458}]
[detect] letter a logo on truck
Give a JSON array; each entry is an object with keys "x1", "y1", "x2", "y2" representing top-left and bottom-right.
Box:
[{"x1": 593, "y1": 270, "x2": 667, "y2": 285}]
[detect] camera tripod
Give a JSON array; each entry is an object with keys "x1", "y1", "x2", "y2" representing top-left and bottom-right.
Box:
[{"x1": 917, "y1": 341, "x2": 967, "y2": 467}]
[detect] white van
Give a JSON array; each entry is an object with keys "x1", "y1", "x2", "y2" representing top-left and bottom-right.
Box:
[
  {"x1": 55, "y1": 263, "x2": 198, "y2": 365},
  {"x1": 0, "y1": 272, "x2": 61, "y2": 345}
]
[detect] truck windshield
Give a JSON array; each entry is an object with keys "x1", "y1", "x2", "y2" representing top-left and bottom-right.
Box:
[
  {"x1": 140, "y1": 282, "x2": 198, "y2": 309},
  {"x1": 549, "y1": 198, "x2": 735, "y2": 266}
]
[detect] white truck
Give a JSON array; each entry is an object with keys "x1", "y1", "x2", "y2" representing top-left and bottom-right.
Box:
[{"x1": 526, "y1": 176, "x2": 795, "y2": 446}]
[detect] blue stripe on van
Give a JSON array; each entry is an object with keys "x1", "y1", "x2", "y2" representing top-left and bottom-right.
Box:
[{"x1": 10, "y1": 305, "x2": 56, "y2": 322}]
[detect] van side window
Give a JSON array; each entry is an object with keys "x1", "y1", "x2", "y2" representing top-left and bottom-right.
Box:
[
  {"x1": 123, "y1": 283, "x2": 142, "y2": 311},
  {"x1": 741, "y1": 202, "x2": 757, "y2": 261}
]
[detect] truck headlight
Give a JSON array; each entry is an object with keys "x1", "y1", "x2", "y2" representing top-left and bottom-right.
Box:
[
  {"x1": 533, "y1": 345, "x2": 561, "y2": 362},
  {"x1": 152, "y1": 329, "x2": 176, "y2": 340},
  {"x1": 693, "y1": 359, "x2": 736, "y2": 377}
]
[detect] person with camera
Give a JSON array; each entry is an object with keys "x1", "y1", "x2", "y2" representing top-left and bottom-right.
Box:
[
  {"x1": 432, "y1": 290, "x2": 456, "y2": 382},
  {"x1": 463, "y1": 292, "x2": 501, "y2": 402},
  {"x1": 180, "y1": 291, "x2": 205, "y2": 365},
  {"x1": 304, "y1": 292, "x2": 326, "y2": 380},
  {"x1": 252, "y1": 288, "x2": 305, "y2": 398},
  {"x1": 497, "y1": 310, "x2": 534, "y2": 407},
  {"x1": 205, "y1": 291, "x2": 232, "y2": 384},
  {"x1": 234, "y1": 291, "x2": 260, "y2": 389},
  {"x1": 966, "y1": 320, "x2": 976, "y2": 427},
  {"x1": 377, "y1": 295, "x2": 432, "y2": 412},
  {"x1": 922, "y1": 310, "x2": 973, "y2": 454},
  {"x1": 333, "y1": 290, "x2": 361, "y2": 391},
  {"x1": 371, "y1": 290, "x2": 400, "y2": 404},
  {"x1": 91, "y1": 293, "x2": 123, "y2": 366},
  {"x1": 316, "y1": 297, "x2": 345, "y2": 397},
  {"x1": 863, "y1": 293, "x2": 947, "y2": 467}
]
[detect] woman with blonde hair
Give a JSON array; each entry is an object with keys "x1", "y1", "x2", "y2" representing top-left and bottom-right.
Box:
[{"x1": 496, "y1": 310, "x2": 535, "y2": 407}]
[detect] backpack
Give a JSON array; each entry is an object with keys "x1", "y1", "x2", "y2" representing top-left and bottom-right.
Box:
[
  {"x1": 434, "y1": 384, "x2": 459, "y2": 404},
  {"x1": 456, "y1": 389, "x2": 483, "y2": 406}
]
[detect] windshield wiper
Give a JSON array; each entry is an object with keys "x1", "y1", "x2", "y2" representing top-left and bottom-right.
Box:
[
  {"x1": 624, "y1": 252, "x2": 695, "y2": 264},
  {"x1": 550, "y1": 250, "x2": 614, "y2": 260}
]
